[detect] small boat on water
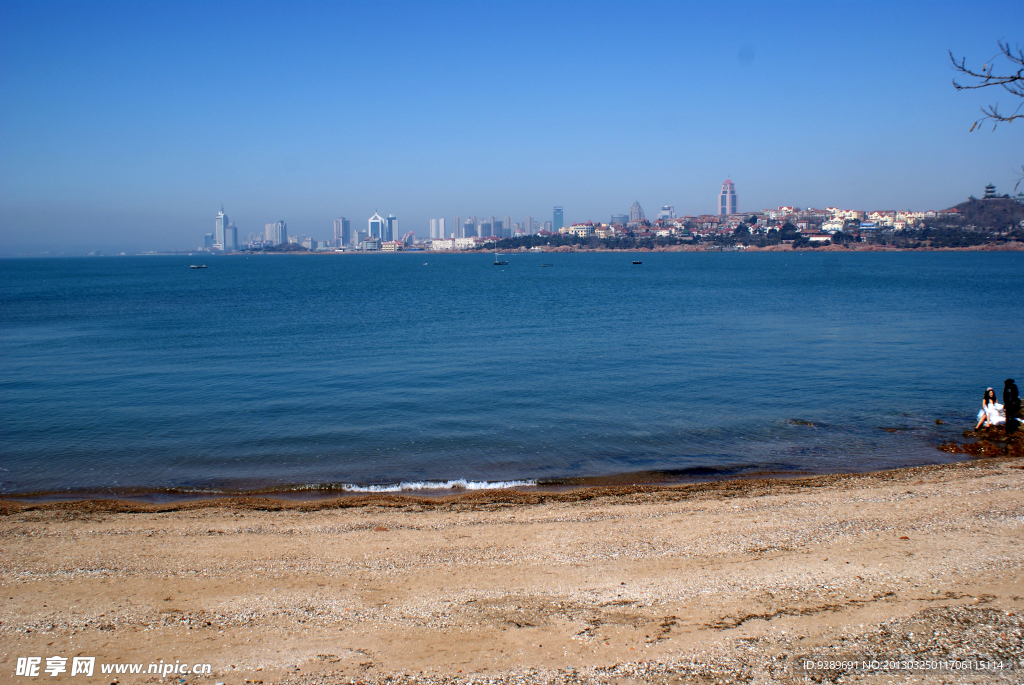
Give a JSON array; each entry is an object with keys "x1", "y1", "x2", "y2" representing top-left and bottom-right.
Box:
[
  {"x1": 189, "y1": 264, "x2": 208, "y2": 269},
  {"x1": 540, "y1": 263, "x2": 553, "y2": 267},
  {"x1": 493, "y1": 248, "x2": 508, "y2": 266},
  {"x1": 632, "y1": 260, "x2": 642, "y2": 265}
]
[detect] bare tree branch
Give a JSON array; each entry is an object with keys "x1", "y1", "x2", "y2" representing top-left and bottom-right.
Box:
[{"x1": 950, "y1": 40, "x2": 1024, "y2": 130}]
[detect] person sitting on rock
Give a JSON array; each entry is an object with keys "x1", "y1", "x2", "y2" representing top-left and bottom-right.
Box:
[{"x1": 975, "y1": 387, "x2": 1005, "y2": 430}]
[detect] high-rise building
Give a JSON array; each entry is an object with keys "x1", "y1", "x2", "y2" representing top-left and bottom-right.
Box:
[
  {"x1": 553, "y1": 207, "x2": 564, "y2": 232},
  {"x1": 386, "y1": 215, "x2": 399, "y2": 242},
  {"x1": 224, "y1": 223, "x2": 237, "y2": 252},
  {"x1": 543, "y1": 221, "x2": 552, "y2": 232},
  {"x1": 453, "y1": 217, "x2": 461, "y2": 239},
  {"x1": 611, "y1": 214, "x2": 629, "y2": 226},
  {"x1": 204, "y1": 233, "x2": 214, "y2": 249},
  {"x1": 368, "y1": 212, "x2": 386, "y2": 240},
  {"x1": 658, "y1": 205, "x2": 675, "y2": 220},
  {"x1": 524, "y1": 216, "x2": 533, "y2": 235},
  {"x1": 719, "y1": 179, "x2": 737, "y2": 215},
  {"x1": 429, "y1": 218, "x2": 447, "y2": 240},
  {"x1": 493, "y1": 219, "x2": 503, "y2": 237},
  {"x1": 463, "y1": 217, "x2": 477, "y2": 238},
  {"x1": 628, "y1": 201, "x2": 646, "y2": 224},
  {"x1": 214, "y1": 206, "x2": 228, "y2": 250},
  {"x1": 480, "y1": 221, "x2": 492, "y2": 237},
  {"x1": 503, "y1": 215, "x2": 512, "y2": 237},
  {"x1": 265, "y1": 221, "x2": 288, "y2": 246},
  {"x1": 334, "y1": 217, "x2": 351, "y2": 247}
]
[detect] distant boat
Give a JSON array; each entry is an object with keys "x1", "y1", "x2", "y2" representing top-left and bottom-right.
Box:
[
  {"x1": 189, "y1": 264, "x2": 208, "y2": 269},
  {"x1": 493, "y1": 248, "x2": 508, "y2": 266},
  {"x1": 540, "y1": 263, "x2": 553, "y2": 267},
  {"x1": 632, "y1": 260, "x2": 642, "y2": 265}
]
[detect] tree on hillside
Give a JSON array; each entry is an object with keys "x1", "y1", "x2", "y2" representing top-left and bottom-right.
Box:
[{"x1": 951, "y1": 40, "x2": 1023, "y2": 187}]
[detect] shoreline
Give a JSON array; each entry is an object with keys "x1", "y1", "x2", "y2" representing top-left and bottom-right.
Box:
[
  {"x1": 0, "y1": 454, "x2": 998, "y2": 513},
  {"x1": 2, "y1": 453, "x2": 1021, "y2": 684},
  {"x1": 6, "y1": 243, "x2": 1021, "y2": 258},
  {"x1": 213, "y1": 241, "x2": 1024, "y2": 255}
]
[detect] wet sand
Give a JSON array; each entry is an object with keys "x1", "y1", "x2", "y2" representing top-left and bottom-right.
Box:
[{"x1": 2, "y1": 457, "x2": 1022, "y2": 684}]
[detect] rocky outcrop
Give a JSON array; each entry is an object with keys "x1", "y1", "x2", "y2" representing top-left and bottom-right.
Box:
[{"x1": 938, "y1": 425, "x2": 1024, "y2": 458}]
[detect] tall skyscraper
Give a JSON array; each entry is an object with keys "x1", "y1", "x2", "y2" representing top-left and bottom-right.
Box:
[
  {"x1": 628, "y1": 201, "x2": 645, "y2": 224},
  {"x1": 453, "y1": 216, "x2": 461, "y2": 239},
  {"x1": 524, "y1": 216, "x2": 534, "y2": 235},
  {"x1": 334, "y1": 217, "x2": 351, "y2": 247},
  {"x1": 463, "y1": 217, "x2": 477, "y2": 238},
  {"x1": 224, "y1": 223, "x2": 237, "y2": 252},
  {"x1": 611, "y1": 214, "x2": 629, "y2": 226},
  {"x1": 719, "y1": 179, "x2": 737, "y2": 215},
  {"x1": 553, "y1": 207, "x2": 564, "y2": 232},
  {"x1": 265, "y1": 221, "x2": 287, "y2": 246},
  {"x1": 430, "y1": 219, "x2": 450, "y2": 240},
  {"x1": 503, "y1": 215, "x2": 512, "y2": 237},
  {"x1": 214, "y1": 206, "x2": 228, "y2": 250},
  {"x1": 658, "y1": 205, "x2": 675, "y2": 220},
  {"x1": 368, "y1": 212, "x2": 386, "y2": 240},
  {"x1": 386, "y1": 215, "x2": 399, "y2": 242},
  {"x1": 493, "y1": 219, "x2": 503, "y2": 237}
]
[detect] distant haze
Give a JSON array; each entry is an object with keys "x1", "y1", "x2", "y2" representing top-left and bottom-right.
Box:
[{"x1": 1, "y1": 1, "x2": 1023, "y2": 254}]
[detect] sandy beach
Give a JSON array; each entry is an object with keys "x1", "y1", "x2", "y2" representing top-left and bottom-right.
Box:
[{"x1": 2, "y1": 457, "x2": 1022, "y2": 684}]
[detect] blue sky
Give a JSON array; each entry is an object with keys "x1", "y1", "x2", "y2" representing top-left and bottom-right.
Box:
[{"x1": 1, "y1": 1, "x2": 1023, "y2": 253}]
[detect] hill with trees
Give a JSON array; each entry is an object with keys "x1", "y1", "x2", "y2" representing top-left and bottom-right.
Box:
[{"x1": 948, "y1": 197, "x2": 1024, "y2": 229}]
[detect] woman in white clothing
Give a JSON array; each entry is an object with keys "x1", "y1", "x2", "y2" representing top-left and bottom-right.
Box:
[{"x1": 975, "y1": 387, "x2": 1005, "y2": 429}]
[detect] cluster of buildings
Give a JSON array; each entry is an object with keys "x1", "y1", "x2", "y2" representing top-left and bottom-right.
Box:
[
  {"x1": 202, "y1": 209, "x2": 413, "y2": 252},
  {"x1": 427, "y1": 209, "x2": 564, "y2": 242},
  {"x1": 201, "y1": 206, "x2": 569, "y2": 253},
  {"x1": 204, "y1": 207, "x2": 238, "y2": 251},
  {"x1": 331, "y1": 213, "x2": 414, "y2": 251},
  {"x1": 200, "y1": 181, "x2": 1022, "y2": 253}
]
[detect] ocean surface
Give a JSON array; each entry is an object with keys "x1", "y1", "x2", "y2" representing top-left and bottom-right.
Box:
[{"x1": 1, "y1": 251, "x2": 1022, "y2": 499}]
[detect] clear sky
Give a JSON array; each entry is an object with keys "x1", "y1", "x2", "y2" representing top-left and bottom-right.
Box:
[{"x1": 1, "y1": 0, "x2": 1023, "y2": 253}]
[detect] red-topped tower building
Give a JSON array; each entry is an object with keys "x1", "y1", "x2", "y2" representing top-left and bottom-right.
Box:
[{"x1": 719, "y1": 178, "x2": 737, "y2": 215}]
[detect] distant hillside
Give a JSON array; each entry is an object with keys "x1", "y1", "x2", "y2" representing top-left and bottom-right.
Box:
[{"x1": 948, "y1": 197, "x2": 1024, "y2": 228}]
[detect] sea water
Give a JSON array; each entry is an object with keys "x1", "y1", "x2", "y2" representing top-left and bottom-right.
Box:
[{"x1": 1, "y1": 251, "x2": 1021, "y2": 497}]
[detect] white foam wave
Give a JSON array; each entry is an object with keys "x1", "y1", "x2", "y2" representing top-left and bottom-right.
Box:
[{"x1": 340, "y1": 479, "x2": 537, "y2": 493}]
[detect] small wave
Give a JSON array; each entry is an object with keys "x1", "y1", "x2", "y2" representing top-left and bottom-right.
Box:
[{"x1": 340, "y1": 479, "x2": 537, "y2": 493}]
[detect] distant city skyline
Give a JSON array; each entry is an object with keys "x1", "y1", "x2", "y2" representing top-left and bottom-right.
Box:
[
  {"x1": 204, "y1": 176, "x2": 1024, "y2": 251},
  {"x1": 2, "y1": 1, "x2": 1023, "y2": 254}
]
